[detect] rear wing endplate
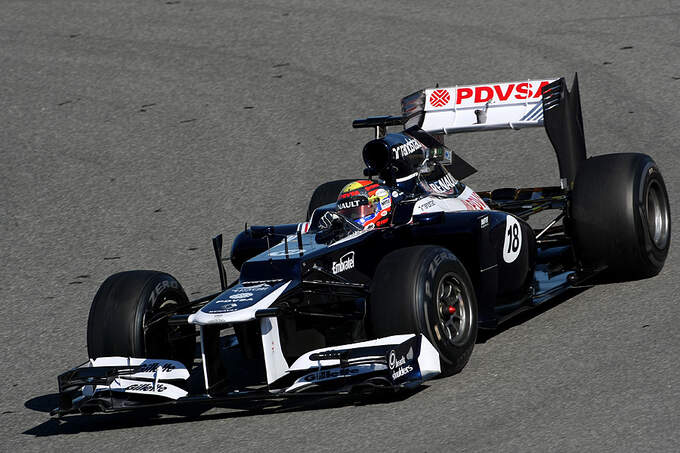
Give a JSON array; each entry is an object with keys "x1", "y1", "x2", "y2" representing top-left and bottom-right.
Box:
[{"x1": 542, "y1": 75, "x2": 587, "y2": 188}]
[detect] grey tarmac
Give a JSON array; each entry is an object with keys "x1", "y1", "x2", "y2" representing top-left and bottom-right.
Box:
[{"x1": 2, "y1": 0, "x2": 679, "y2": 451}]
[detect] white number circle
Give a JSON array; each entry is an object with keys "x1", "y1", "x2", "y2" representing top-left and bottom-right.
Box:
[{"x1": 503, "y1": 215, "x2": 522, "y2": 263}]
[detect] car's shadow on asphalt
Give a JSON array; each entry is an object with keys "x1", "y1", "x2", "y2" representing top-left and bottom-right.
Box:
[{"x1": 23, "y1": 387, "x2": 425, "y2": 437}]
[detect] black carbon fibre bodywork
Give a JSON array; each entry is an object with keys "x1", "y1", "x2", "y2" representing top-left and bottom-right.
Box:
[{"x1": 228, "y1": 198, "x2": 558, "y2": 333}]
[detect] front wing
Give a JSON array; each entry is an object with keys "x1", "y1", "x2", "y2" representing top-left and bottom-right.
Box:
[{"x1": 53, "y1": 334, "x2": 440, "y2": 416}]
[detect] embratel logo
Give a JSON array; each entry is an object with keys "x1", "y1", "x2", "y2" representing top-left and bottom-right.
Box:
[{"x1": 332, "y1": 251, "x2": 355, "y2": 274}]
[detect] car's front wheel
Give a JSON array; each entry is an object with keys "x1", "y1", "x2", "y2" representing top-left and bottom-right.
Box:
[
  {"x1": 369, "y1": 246, "x2": 478, "y2": 376},
  {"x1": 87, "y1": 270, "x2": 196, "y2": 369}
]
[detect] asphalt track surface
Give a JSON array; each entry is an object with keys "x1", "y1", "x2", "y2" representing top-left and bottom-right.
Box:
[{"x1": 2, "y1": 0, "x2": 679, "y2": 451}]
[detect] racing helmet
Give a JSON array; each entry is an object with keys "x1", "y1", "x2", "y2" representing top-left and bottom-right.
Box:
[{"x1": 336, "y1": 180, "x2": 392, "y2": 229}]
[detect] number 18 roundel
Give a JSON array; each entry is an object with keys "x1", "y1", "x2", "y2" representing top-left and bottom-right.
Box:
[{"x1": 503, "y1": 215, "x2": 522, "y2": 263}]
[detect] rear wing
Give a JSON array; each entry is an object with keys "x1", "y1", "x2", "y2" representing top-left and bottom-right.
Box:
[
  {"x1": 353, "y1": 74, "x2": 587, "y2": 188},
  {"x1": 401, "y1": 78, "x2": 555, "y2": 133}
]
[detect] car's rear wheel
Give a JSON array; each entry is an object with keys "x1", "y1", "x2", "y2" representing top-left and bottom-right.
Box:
[
  {"x1": 369, "y1": 246, "x2": 478, "y2": 376},
  {"x1": 87, "y1": 270, "x2": 196, "y2": 369},
  {"x1": 570, "y1": 153, "x2": 671, "y2": 281},
  {"x1": 307, "y1": 179, "x2": 356, "y2": 220}
]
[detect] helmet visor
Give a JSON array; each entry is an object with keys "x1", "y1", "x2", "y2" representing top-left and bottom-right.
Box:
[{"x1": 337, "y1": 197, "x2": 374, "y2": 222}]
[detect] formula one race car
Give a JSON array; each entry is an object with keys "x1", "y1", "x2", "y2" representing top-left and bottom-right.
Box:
[{"x1": 53, "y1": 74, "x2": 671, "y2": 416}]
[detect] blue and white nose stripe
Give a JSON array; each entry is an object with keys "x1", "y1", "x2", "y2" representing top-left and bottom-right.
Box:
[{"x1": 188, "y1": 281, "x2": 292, "y2": 325}]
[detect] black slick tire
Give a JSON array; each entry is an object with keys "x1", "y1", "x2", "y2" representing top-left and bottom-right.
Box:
[
  {"x1": 570, "y1": 153, "x2": 671, "y2": 281},
  {"x1": 369, "y1": 246, "x2": 478, "y2": 376},
  {"x1": 87, "y1": 270, "x2": 196, "y2": 368}
]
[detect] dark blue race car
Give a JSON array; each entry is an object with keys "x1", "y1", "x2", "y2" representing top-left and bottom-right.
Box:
[{"x1": 54, "y1": 75, "x2": 670, "y2": 416}]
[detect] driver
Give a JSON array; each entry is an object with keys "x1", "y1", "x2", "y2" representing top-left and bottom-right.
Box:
[{"x1": 336, "y1": 180, "x2": 392, "y2": 229}]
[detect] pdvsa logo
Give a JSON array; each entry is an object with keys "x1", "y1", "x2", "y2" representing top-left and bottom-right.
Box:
[
  {"x1": 332, "y1": 251, "x2": 355, "y2": 274},
  {"x1": 429, "y1": 80, "x2": 553, "y2": 108}
]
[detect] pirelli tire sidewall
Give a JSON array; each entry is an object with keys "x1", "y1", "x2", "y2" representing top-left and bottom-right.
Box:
[
  {"x1": 369, "y1": 246, "x2": 478, "y2": 377},
  {"x1": 414, "y1": 248, "x2": 478, "y2": 376},
  {"x1": 87, "y1": 270, "x2": 195, "y2": 368},
  {"x1": 570, "y1": 153, "x2": 671, "y2": 280}
]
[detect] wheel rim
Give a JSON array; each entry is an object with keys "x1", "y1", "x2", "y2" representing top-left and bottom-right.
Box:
[
  {"x1": 144, "y1": 298, "x2": 195, "y2": 359},
  {"x1": 143, "y1": 299, "x2": 178, "y2": 356},
  {"x1": 646, "y1": 179, "x2": 670, "y2": 249},
  {"x1": 435, "y1": 273, "x2": 470, "y2": 347}
]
